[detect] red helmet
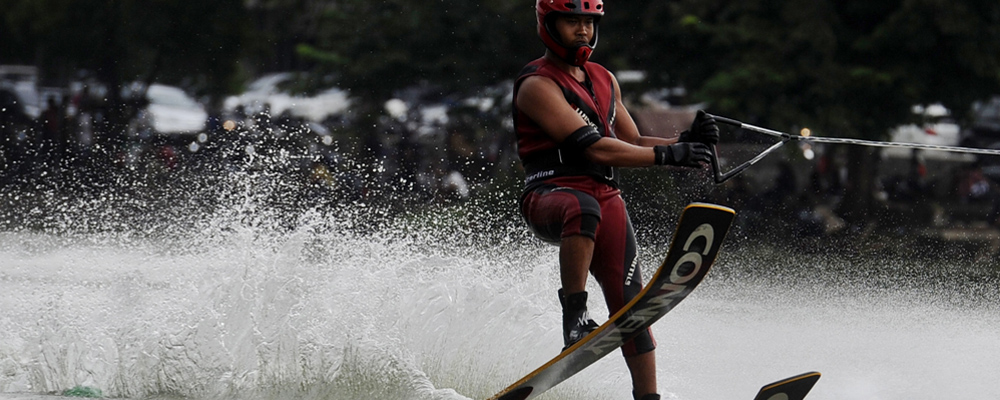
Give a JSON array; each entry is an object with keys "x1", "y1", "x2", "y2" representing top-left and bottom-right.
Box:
[{"x1": 536, "y1": 0, "x2": 605, "y2": 66}]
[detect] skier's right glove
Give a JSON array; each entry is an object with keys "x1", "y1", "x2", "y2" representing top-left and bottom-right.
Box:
[
  {"x1": 679, "y1": 110, "x2": 720, "y2": 145},
  {"x1": 654, "y1": 143, "x2": 712, "y2": 168}
]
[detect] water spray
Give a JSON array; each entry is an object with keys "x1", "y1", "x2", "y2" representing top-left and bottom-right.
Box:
[{"x1": 707, "y1": 114, "x2": 1000, "y2": 184}]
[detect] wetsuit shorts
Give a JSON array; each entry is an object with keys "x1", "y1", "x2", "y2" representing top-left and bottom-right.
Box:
[{"x1": 519, "y1": 175, "x2": 656, "y2": 357}]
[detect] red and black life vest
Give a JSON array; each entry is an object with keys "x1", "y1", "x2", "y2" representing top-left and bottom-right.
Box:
[{"x1": 513, "y1": 57, "x2": 619, "y2": 188}]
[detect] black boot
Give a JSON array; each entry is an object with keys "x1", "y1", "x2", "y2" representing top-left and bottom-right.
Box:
[
  {"x1": 633, "y1": 392, "x2": 660, "y2": 400},
  {"x1": 559, "y1": 289, "x2": 599, "y2": 350}
]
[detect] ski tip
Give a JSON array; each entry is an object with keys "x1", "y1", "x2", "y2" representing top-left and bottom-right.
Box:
[
  {"x1": 753, "y1": 371, "x2": 821, "y2": 400},
  {"x1": 686, "y1": 202, "x2": 736, "y2": 214}
]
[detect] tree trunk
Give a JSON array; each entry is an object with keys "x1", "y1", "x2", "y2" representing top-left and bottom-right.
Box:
[{"x1": 838, "y1": 146, "x2": 878, "y2": 224}]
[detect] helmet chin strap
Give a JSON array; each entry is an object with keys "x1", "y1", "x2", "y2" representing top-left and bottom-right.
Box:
[{"x1": 570, "y1": 45, "x2": 593, "y2": 66}]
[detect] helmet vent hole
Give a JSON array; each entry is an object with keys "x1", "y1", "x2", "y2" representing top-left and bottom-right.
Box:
[
  {"x1": 563, "y1": 2, "x2": 576, "y2": 9},
  {"x1": 584, "y1": 2, "x2": 590, "y2": 9}
]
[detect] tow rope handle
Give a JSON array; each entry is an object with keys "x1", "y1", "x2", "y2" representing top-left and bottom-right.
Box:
[
  {"x1": 704, "y1": 113, "x2": 1000, "y2": 184},
  {"x1": 708, "y1": 115, "x2": 791, "y2": 184}
]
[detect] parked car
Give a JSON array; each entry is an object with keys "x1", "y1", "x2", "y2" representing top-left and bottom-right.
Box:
[
  {"x1": 882, "y1": 103, "x2": 962, "y2": 160},
  {"x1": 959, "y1": 97, "x2": 1000, "y2": 181},
  {"x1": 0, "y1": 85, "x2": 33, "y2": 123},
  {"x1": 116, "y1": 83, "x2": 209, "y2": 169},
  {"x1": 222, "y1": 72, "x2": 289, "y2": 116},
  {"x1": 125, "y1": 83, "x2": 208, "y2": 136},
  {"x1": 0, "y1": 65, "x2": 41, "y2": 119},
  {"x1": 223, "y1": 72, "x2": 350, "y2": 123},
  {"x1": 961, "y1": 96, "x2": 1000, "y2": 149}
]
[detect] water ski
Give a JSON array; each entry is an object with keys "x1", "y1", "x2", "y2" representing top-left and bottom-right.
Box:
[
  {"x1": 488, "y1": 203, "x2": 736, "y2": 400},
  {"x1": 752, "y1": 371, "x2": 822, "y2": 400}
]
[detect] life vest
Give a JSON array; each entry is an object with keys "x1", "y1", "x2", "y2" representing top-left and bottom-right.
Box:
[{"x1": 513, "y1": 57, "x2": 619, "y2": 188}]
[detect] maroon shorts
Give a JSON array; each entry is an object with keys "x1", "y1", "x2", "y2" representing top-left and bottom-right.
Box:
[{"x1": 520, "y1": 176, "x2": 656, "y2": 356}]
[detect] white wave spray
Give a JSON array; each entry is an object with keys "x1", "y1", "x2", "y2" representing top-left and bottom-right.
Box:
[{"x1": 1, "y1": 167, "x2": 998, "y2": 400}]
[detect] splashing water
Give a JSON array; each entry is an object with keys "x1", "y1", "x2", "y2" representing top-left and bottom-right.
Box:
[{"x1": 1, "y1": 167, "x2": 998, "y2": 400}]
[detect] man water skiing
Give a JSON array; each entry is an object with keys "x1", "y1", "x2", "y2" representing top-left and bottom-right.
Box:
[{"x1": 512, "y1": 1, "x2": 719, "y2": 399}]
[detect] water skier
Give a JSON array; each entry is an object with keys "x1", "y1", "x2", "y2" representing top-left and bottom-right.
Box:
[{"x1": 513, "y1": 1, "x2": 719, "y2": 399}]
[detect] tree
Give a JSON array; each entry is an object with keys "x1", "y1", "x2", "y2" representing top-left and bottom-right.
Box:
[
  {"x1": 2, "y1": 0, "x2": 250, "y2": 122},
  {"x1": 627, "y1": 0, "x2": 1000, "y2": 220},
  {"x1": 304, "y1": 0, "x2": 537, "y2": 103}
]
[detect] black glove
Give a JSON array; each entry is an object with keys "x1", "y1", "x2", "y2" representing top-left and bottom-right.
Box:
[
  {"x1": 654, "y1": 143, "x2": 712, "y2": 168},
  {"x1": 679, "y1": 110, "x2": 720, "y2": 145}
]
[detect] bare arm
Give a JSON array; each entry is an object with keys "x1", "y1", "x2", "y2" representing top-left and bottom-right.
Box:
[{"x1": 516, "y1": 75, "x2": 660, "y2": 167}]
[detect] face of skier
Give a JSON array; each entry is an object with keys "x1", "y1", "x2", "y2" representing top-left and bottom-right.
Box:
[{"x1": 551, "y1": 14, "x2": 596, "y2": 49}]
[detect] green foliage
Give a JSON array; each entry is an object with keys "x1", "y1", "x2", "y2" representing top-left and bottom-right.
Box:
[
  {"x1": 308, "y1": 0, "x2": 536, "y2": 101},
  {"x1": 3, "y1": 0, "x2": 999, "y2": 131},
  {"x1": 62, "y1": 386, "x2": 103, "y2": 398},
  {"x1": 1, "y1": 0, "x2": 250, "y2": 100},
  {"x1": 296, "y1": 44, "x2": 347, "y2": 65},
  {"x1": 640, "y1": 0, "x2": 1000, "y2": 140}
]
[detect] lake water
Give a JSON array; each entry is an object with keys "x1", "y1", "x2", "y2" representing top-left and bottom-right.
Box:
[{"x1": 1, "y1": 172, "x2": 998, "y2": 400}]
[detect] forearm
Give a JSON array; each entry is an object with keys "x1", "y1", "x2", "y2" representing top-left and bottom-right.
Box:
[
  {"x1": 634, "y1": 135, "x2": 679, "y2": 147},
  {"x1": 583, "y1": 137, "x2": 713, "y2": 169},
  {"x1": 584, "y1": 137, "x2": 657, "y2": 167}
]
